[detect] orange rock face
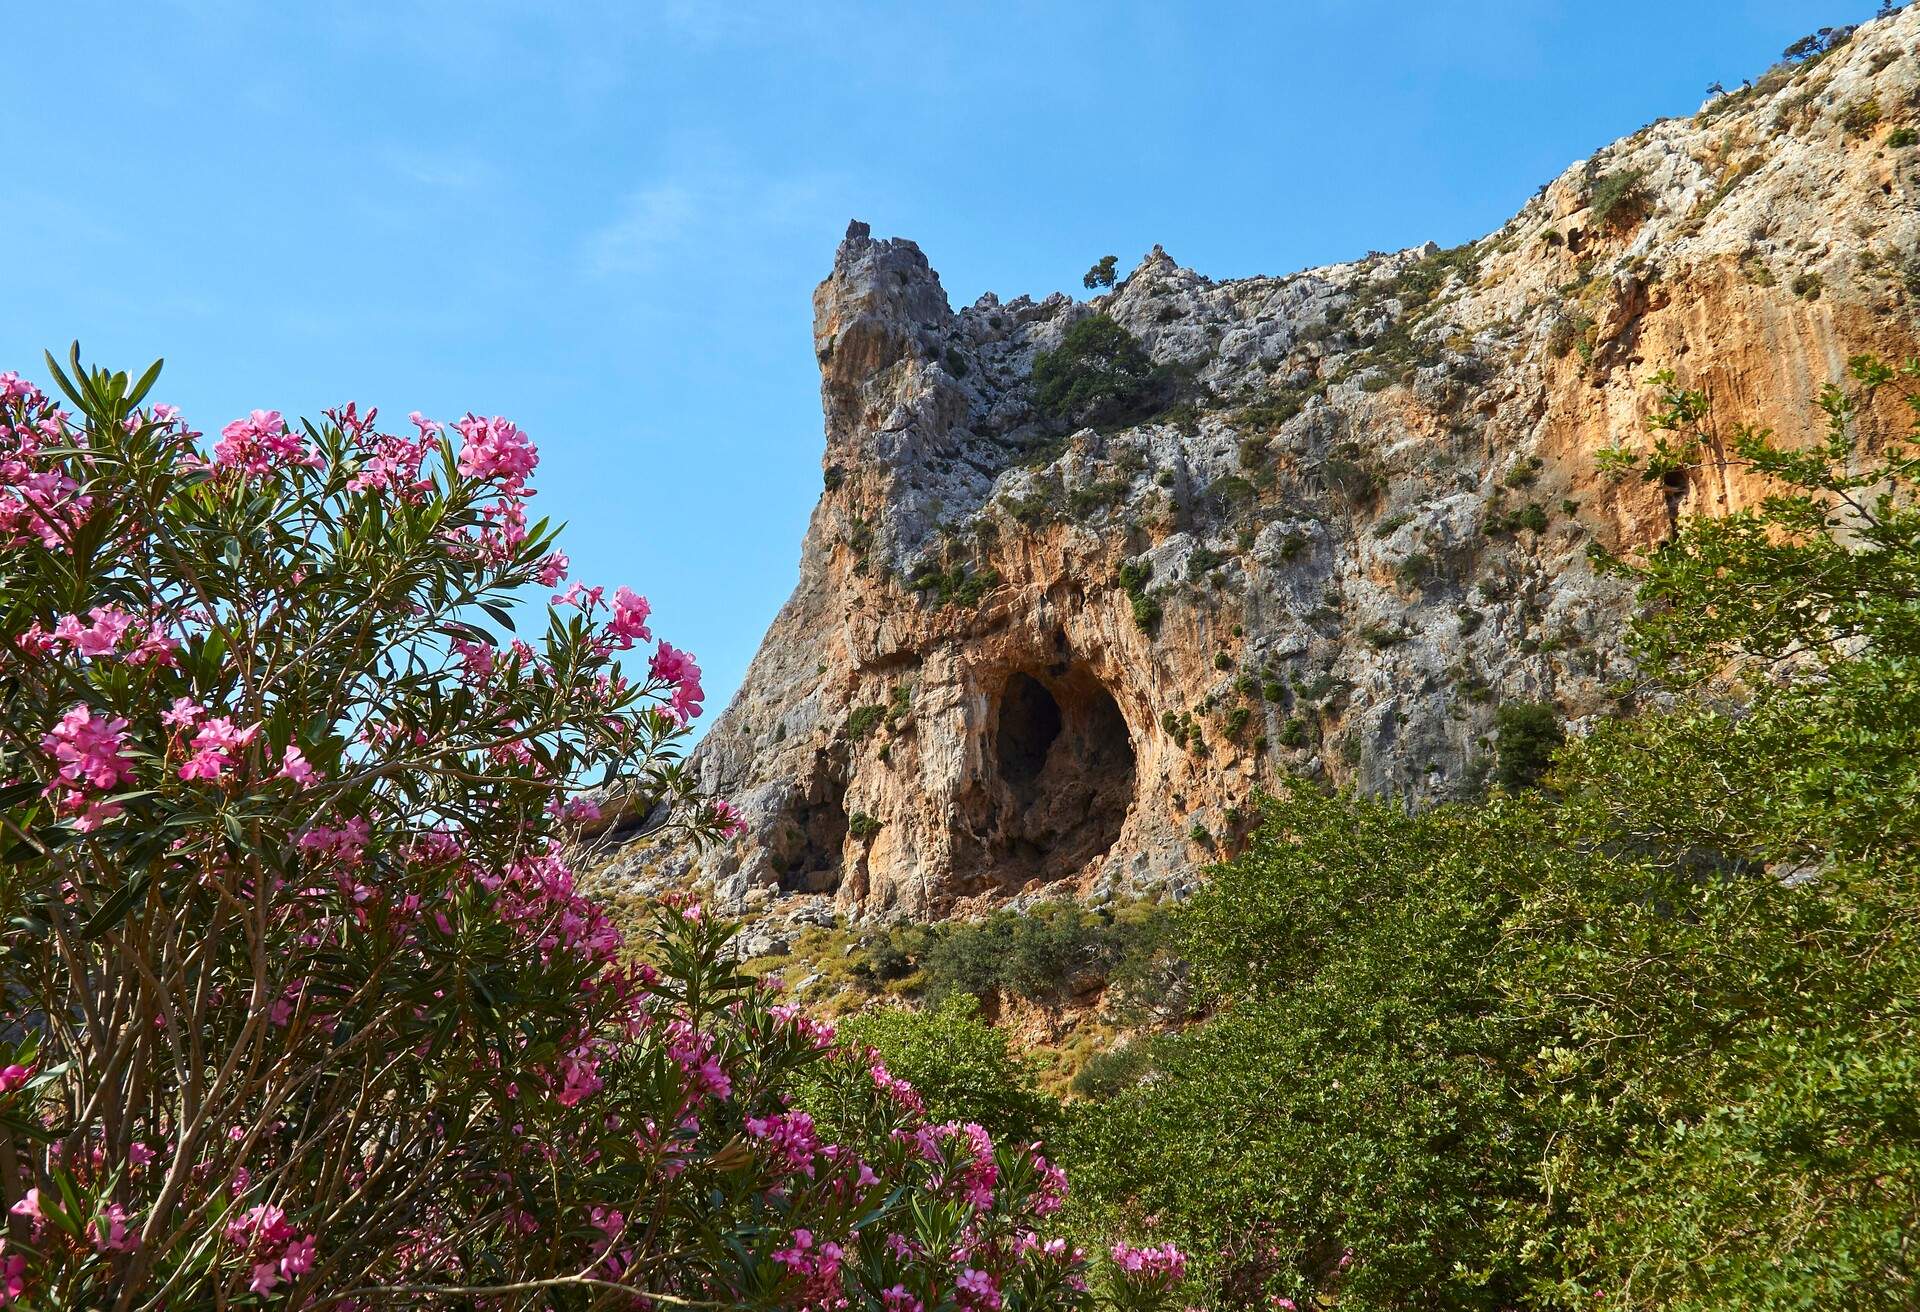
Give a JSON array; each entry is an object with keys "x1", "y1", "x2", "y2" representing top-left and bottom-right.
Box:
[{"x1": 605, "y1": 12, "x2": 1920, "y2": 920}]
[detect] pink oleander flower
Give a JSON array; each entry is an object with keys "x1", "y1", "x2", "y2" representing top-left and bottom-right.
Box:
[
  {"x1": 606, "y1": 587, "x2": 652, "y2": 648},
  {"x1": 650, "y1": 640, "x2": 704, "y2": 723},
  {"x1": 455, "y1": 414, "x2": 537, "y2": 490},
  {"x1": 554, "y1": 1051, "x2": 604, "y2": 1107},
  {"x1": 162, "y1": 697, "x2": 204, "y2": 730},
  {"x1": 178, "y1": 716, "x2": 259, "y2": 784},
  {"x1": 40, "y1": 704, "x2": 135, "y2": 828},
  {"x1": 0, "y1": 1247, "x2": 23, "y2": 1303},
  {"x1": 278, "y1": 745, "x2": 322, "y2": 788},
  {"x1": 226, "y1": 1203, "x2": 293, "y2": 1251},
  {"x1": 560, "y1": 795, "x2": 602, "y2": 826},
  {"x1": 1110, "y1": 1240, "x2": 1187, "y2": 1287},
  {"x1": 280, "y1": 1234, "x2": 316, "y2": 1279},
  {"x1": 298, "y1": 816, "x2": 371, "y2": 866},
  {"x1": 869, "y1": 1061, "x2": 926, "y2": 1114},
  {"x1": 451, "y1": 636, "x2": 496, "y2": 679},
  {"x1": 127, "y1": 621, "x2": 180, "y2": 667},
  {"x1": 552, "y1": 581, "x2": 600, "y2": 611},
  {"x1": 744, "y1": 1109, "x2": 822, "y2": 1176},
  {"x1": 956, "y1": 1267, "x2": 1001, "y2": 1310},
  {"x1": 1031, "y1": 1151, "x2": 1069, "y2": 1215},
  {"x1": 770, "y1": 1004, "x2": 835, "y2": 1050},
  {"x1": 53, "y1": 605, "x2": 131, "y2": 658},
  {"x1": 41, "y1": 704, "x2": 135, "y2": 791},
  {"x1": 213, "y1": 409, "x2": 321, "y2": 476},
  {"x1": 709, "y1": 797, "x2": 747, "y2": 839},
  {"x1": 249, "y1": 1262, "x2": 281, "y2": 1296},
  {"x1": 537, "y1": 550, "x2": 570, "y2": 588},
  {"x1": 89, "y1": 1202, "x2": 137, "y2": 1253},
  {"x1": 0, "y1": 1064, "x2": 29, "y2": 1094}
]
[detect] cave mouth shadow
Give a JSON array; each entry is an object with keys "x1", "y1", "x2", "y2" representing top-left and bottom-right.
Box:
[
  {"x1": 770, "y1": 746, "x2": 849, "y2": 895},
  {"x1": 956, "y1": 665, "x2": 1136, "y2": 890}
]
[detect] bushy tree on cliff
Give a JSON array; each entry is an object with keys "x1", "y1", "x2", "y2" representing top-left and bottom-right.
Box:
[
  {"x1": 1081, "y1": 257, "x2": 1118, "y2": 291},
  {"x1": 0, "y1": 351, "x2": 1187, "y2": 1311},
  {"x1": 1031, "y1": 316, "x2": 1170, "y2": 429}
]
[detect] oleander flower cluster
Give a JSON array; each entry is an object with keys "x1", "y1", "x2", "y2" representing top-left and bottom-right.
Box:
[{"x1": 0, "y1": 353, "x2": 1186, "y2": 1310}]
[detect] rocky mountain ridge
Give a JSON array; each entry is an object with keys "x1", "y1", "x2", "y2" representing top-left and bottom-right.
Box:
[{"x1": 600, "y1": 9, "x2": 1920, "y2": 922}]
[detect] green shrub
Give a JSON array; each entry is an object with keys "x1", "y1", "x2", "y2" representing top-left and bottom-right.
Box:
[
  {"x1": 1068, "y1": 479, "x2": 1132, "y2": 517},
  {"x1": 1031, "y1": 314, "x2": 1172, "y2": 428},
  {"x1": 1119, "y1": 557, "x2": 1161, "y2": 632},
  {"x1": 1070, "y1": 1040, "x2": 1154, "y2": 1100},
  {"x1": 908, "y1": 561, "x2": 1000, "y2": 607},
  {"x1": 1002, "y1": 475, "x2": 1065, "y2": 526},
  {"x1": 1588, "y1": 166, "x2": 1652, "y2": 227},
  {"x1": 1842, "y1": 97, "x2": 1883, "y2": 136},
  {"x1": 1190, "y1": 546, "x2": 1228, "y2": 582},
  {"x1": 912, "y1": 903, "x2": 1173, "y2": 1008},
  {"x1": 848, "y1": 811, "x2": 883, "y2": 839},
  {"x1": 1236, "y1": 384, "x2": 1318, "y2": 433},
  {"x1": 1130, "y1": 591, "x2": 1162, "y2": 631},
  {"x1": 1889, "y1": 126, "x2": 1918, "y2": 147},
  {"x1": 1209, "y1": 474, "x2": 1257, "y2": 512},
  {"x1": 815, "y1": 996, "x2": 1058, "y2": 1145},
  {"x1": 1394, "y1": 551, "x2": 1432, "y2": 590},
  {"x1": 1492, "y1": 700, "x2": 1562, "y2": 791},
  {"x1": 844, "y1": 704, "x2": 887, "y2": 739},
  {"x1": 1322, "y1": 454, "x2": 1378, "y2": 505},
  {"x1": 1070, "y1": 785, "x2": 1556, "y2": 1308}
]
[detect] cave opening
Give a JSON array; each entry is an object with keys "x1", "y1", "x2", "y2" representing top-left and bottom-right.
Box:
[
  {"x1": 956, "y1": 665, "x2": 1136, "y2": 890},
  {"x1": 996, "y1": 673, "x2": 1064, "y2": 791},
  {"x1": 770, "y1": 747, "x2": 849, "y2": 894}
]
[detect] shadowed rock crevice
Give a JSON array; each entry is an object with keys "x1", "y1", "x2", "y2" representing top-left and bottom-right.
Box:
[
  {"x1": 768, "y1": 747, "x2": 849, "y2": 894},
  {"x1": 956, "y1": 666, "x2": 1135, "y2": 891}
]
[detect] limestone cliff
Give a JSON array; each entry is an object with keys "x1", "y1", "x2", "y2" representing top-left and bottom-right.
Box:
[{"x1": 607, "y1": 10, "x2": 1920, "y2": 919}]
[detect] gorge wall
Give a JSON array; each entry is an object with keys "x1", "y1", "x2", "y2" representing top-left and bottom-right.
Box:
[{"x1": 602, "y1": 9, "x2": 1920, "y2": 921}]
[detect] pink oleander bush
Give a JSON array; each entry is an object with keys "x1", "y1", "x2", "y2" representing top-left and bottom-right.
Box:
[{"x1": 0, "y1": 350, "x2": 1183, "y2": 1310}]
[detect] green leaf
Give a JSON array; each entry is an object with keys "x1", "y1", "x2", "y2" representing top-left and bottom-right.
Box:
[
  {"x1": 125, "y1": 357, "x2": 165, "y2": 411},
  {"x1": 80, "y1": 872, "x2": 150, "y2": 940}
]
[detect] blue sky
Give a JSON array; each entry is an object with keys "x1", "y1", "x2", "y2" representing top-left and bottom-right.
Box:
[{"x1": 1, "y1": 1, "x2": 1877, "y2": 727}]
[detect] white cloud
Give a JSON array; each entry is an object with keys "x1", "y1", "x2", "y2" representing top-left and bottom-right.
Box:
[
  {"x1": 380, "y1": 147, "x2": 501, "y2": 192},
  {"x1": 582, "y1": 168, "x2": 842, "y2": 279},
  {"x1": 584, "y1": 183, "x2": 702, "y2": 275}
]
